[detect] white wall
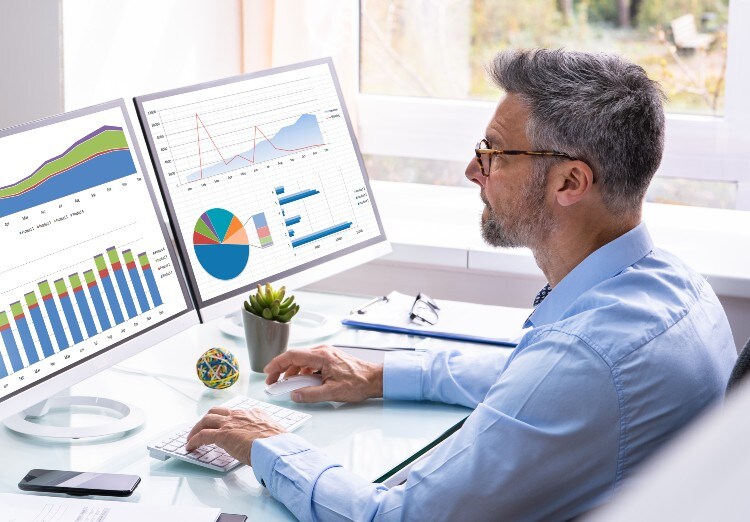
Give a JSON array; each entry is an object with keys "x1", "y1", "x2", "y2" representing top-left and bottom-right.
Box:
[
  {"x1": 0, "y1": 0, "x2": 63, "y2": 128},
  {"x1": 61, "y1": 0, "x2": 243, "y2": 111}
]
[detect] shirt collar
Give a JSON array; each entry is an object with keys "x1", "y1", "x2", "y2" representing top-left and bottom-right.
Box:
[{"x1": 524, "y1": 222, "x2": 654, "y2": 328}]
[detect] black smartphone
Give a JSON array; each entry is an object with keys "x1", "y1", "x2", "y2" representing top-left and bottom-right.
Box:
[{"x1": 18, "y1": 469, "x2": 141, "y2": 497}]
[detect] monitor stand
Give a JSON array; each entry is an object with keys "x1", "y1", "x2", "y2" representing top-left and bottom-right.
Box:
[
  {"x1": 3, "y1": 396, "x2": 145, "y2": 439},
  {"x1": 219, "y1": 309, "x2": 341, "y2": 345}
]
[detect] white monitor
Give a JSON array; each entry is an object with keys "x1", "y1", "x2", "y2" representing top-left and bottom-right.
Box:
[
  {"x1": 0, "y1": 100, "x2": 198, "y2": 437},
  {"x1": 134, "y1": 58, "x2": 390, "y2": 324}
]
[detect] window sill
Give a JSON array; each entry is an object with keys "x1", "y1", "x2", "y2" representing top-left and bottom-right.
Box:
[{"x1": 370, "y1": 180, "x2": 750, "y2": 300}]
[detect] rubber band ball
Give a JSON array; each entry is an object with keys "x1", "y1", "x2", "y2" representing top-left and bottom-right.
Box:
[{"x1": 196, "y1": 347, "x2": 240, "y2": 389}]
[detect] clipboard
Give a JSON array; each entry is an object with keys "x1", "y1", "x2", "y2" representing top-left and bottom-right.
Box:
[{"x1": 342, "y1": 291, "x2": 532, "y2": 347}]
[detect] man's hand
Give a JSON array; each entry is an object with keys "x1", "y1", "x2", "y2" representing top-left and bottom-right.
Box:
[
  {"x1": 185, "y1": 406, "x2": 286, "y2": 466},
  {"x1": 264, "y1": 345, "x2": 383, "y2": 403}
]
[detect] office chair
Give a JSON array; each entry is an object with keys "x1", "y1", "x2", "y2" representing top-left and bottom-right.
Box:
[{"x1": 726, "y1": 337, "x2": 750, "y2": 395}]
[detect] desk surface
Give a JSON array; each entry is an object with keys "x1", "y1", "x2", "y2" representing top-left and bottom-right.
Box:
[{"x1": 0, "y1": 291, "x2": 494, "y2": 520}]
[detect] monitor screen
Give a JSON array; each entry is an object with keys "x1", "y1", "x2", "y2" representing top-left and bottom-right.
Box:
[
  {"x1": 0, "y1": 100, "x2": 196, "y2": 420},
  {"x1": 134, "y1": 58, "x2": 389, "y2": 321}
]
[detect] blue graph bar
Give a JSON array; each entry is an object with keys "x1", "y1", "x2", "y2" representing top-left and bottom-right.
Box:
[
  {"x1": 275, "y1": 186, "x2": 285, "y2": 195},
  {"x1": 279, "y1": 189, "x2": 319, "y2": 205},
  {"x1": 26, "y1": 293, "x2": 55, "y2": 357},
  {"x1": 0, "y1": 312, "x2": 23, "y2": 372},
  {"x1": 123, "y1": 250, "x2": 150, "y2": 314},
  {"x1": 100, "y1": 275, "x2": 124, "y2": 324},
  {"x1": 84, "y1": 271, "x2": 112, "y2": 331},
  {"x1": 11, "y1": 303, "x2": 39, "y2": 364},
  {"x1": 289, "y1": 229, "x2": 295, "y2": 237},
  {"x1": 54, "y1": 279, "x2": 83, "y2": 344},
  {"x1": 70, "y1": 274, "x2": 98, "y2": 337},
  {"x1": 38, "y1": 283, "x2": 69, "y2": 351},
  {"x1": 291, "y1": 222, "x2": 353, "y2": 248},
  {"x1": 0, "y1": 352, "x2": 6, "y2": 377},
  {"x1": 285, "y1": 215, "x2": 301, "y2": 227},
  {"x1": 95, "y1": 258, "x2": 125, "y2": 327},
  {"x1": 107, "y1": 248, "x2": 137, "y2": 320}
]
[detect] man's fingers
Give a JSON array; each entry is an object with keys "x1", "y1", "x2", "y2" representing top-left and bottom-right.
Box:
[
  {"x1": 187, "y1": 412, "x2": 227, "y2": 440},
  {"x1": 283, "y1": 365, "x2": 301, "y2": 378},
  {"x1": 185, "y1": 428, "x2": 220, "y2": 451},
  {"x1": 264, "y1": 349, "x2": 327, "y2": 383},
  {"x1": 292, "y1": 384, "x2": 331, "y2": 403}
]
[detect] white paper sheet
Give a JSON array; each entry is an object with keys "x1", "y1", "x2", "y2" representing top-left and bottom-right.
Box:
[{"x1": 0, "y1": 493, "x2": 220, "y2": 522}]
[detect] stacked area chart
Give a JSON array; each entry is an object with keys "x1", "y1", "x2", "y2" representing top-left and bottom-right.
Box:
[{"x1": 193, "y1": 208, "x2": 250, "y2": 280}]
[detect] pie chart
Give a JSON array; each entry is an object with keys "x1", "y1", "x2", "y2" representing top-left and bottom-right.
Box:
[{"x1": 193, "y1": 208, "x2": 250, "y2": 280}]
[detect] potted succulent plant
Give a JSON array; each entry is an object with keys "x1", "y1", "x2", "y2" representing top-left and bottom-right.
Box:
[{"x1": 242, "y1": 283, "x2": 300, "y2": 372}]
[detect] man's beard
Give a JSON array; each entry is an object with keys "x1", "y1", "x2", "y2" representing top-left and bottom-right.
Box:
[{"x1": 480, "y1": 166, "x2": 555, "y2": 248}]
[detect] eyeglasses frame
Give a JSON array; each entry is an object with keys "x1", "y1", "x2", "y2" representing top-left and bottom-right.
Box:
[
  {"x1": 409, "y1": 292, "x2": 441, "y2": 326},
  {"x1": 474, "y1": 139, "x2": 577, "y2": 177}
]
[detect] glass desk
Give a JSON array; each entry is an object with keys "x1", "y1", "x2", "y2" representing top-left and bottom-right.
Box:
[{"x1": 0, "y1": 291, "x2": 504, "y2": 520}]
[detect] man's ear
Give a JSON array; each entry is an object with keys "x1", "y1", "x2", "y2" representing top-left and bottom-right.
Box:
[{"x1": 552, "y1": 161, "x2": 595, "y2": 207}]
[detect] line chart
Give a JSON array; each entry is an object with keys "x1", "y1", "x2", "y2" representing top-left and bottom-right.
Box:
[{"x1": 189, "y1": 113, "x2": 325, "y2": 182}]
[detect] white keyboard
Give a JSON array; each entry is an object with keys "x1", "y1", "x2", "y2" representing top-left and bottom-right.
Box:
[{"x1": 147, "y1": 395, "x2": 311, "y2": 472}]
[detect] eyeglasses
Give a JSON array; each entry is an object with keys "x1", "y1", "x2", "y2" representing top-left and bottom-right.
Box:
[
  {"x1": 474, "y1": 139, "x2": 577, "y2": 177},
  {"x1": 409, "y1": 292, "x2": 440, "y2": 326}
]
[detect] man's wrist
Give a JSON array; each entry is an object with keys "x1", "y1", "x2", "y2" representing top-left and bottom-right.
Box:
[{"x1": 368, "y1": 363, "x2": 384, "y2": 399}]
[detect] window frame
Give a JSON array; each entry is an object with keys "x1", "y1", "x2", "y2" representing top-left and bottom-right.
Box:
[{"x1": 355, "y1": 0, "x2": 750, "y2": 210}]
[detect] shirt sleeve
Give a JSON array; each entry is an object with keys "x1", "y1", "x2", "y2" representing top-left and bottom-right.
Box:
[
  {"x1": 252, "y1": 330, "x2": 621, "y2": 522},
  {"x1": 383, "y1": 348, "x2": 511, "y2": 408}
]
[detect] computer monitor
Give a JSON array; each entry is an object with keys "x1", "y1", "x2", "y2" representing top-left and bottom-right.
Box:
[
  {"x1": 0, "y1": 100, "x2": 198, "y2": 438},
  {"x1": 134, "y1": 58, "x2": 390, "y2": 325}
]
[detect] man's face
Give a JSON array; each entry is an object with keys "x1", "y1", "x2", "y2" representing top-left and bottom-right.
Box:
[{"x1": 465, "y1": 94, "x2": 554, "y2": 249}]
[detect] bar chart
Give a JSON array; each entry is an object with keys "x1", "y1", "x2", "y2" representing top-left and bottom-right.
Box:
[
  {"x1": 276, "y1": 185, "x2": 353, "y2": 249},
  {"x1": 0, "y1": 247, "x2": 163, "y2": 374}
]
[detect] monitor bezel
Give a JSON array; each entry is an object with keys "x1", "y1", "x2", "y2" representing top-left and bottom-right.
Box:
[
  {"x1": 0, "y1": 99, "x2": 198, "y2": 420},
  {"x1": 133, "y1": 58, "x2": 390, "y2": 321}
]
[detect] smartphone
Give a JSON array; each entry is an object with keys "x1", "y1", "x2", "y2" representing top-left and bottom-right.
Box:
[{"x1": 18, "y1": 469, "x2": 141, "y2": 497}]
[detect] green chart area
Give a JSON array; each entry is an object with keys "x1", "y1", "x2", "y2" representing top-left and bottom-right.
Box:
[{"x1": 0, "y1": 126, "x2": 136, "y2": 218}]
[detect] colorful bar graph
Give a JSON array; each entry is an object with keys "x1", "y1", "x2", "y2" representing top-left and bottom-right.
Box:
[
  {"x1": 275, "y1": 186, "x2": 285, "y2": 195},
  {"x1": 11, "y1": 301, "x2": 39, "y2": 364},
  {"x1": 70, "y1": 273, "x2": 98, "y2": 337},
  {"x1": 291, "y1": 222, "x2": 353, "y2": 248},
  {"x1": 38, "y1": 280, "x2": 69, "y2": 350},
  {"x1": 252, "y1": 212, "x2": 274, "y2": 248},
  {"x1": 24, "y1": 292, "x2": 55, "y2": 357},
  {"x1": 0, "y1": 311, "x2": 23, "y2": 373},
  {"x1": 107, "y1": 247, "x2": 137, "y2": 319},
  {"x1": 285, "y1": 215, "x2": 301, "y2": 227},
  {"x1": 84, "y1": 269, "x2": 112, "y2": 331},
  {"x1": 123, "y1": 249, "x2": 150, "y2": 314},
  {"x1": 278, "y1": 188, "x2": 319, "y2": 205},
  {"x1": 95, "y1": 254, "x2": 124, "y2": 325},
  {"x1": 54, "y1": 279, "x2": 83, "y2": 344},
  {"x1": 138, "y1": 253, "x2": 162, "y2": 307}
]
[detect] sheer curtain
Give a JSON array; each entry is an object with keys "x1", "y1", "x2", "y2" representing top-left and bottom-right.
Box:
[{"x1": 241, "y1": 0, "x2": 359, "y2": 126}]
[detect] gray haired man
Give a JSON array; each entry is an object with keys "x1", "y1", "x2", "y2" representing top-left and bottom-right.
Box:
[{"x1": 188, "y1": 49, "x2": 736, "y2": 521}]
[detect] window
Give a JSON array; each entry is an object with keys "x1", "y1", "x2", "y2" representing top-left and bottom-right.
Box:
[{"x1": 357, "y1": 0, "x2": 750, "y2": 210}]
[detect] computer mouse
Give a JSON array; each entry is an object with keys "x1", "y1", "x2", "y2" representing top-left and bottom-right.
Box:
[{"x1": 264, "y1": 374, "x2": 323, "y2": 402}]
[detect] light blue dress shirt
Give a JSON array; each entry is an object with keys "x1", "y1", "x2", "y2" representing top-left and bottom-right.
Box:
[{"x1": 252, "y1": 223, "x2": 736, "y2": 521}]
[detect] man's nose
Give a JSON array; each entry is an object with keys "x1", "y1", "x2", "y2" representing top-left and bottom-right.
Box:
[{"x1": 465, "y1": 156, "x2": 486, "y2": 187}]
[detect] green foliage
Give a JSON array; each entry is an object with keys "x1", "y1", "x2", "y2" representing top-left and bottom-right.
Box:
[
  {"x1": 582, "y1": 0, "x2": 619, "y2": 25},
  {"x1": 244, "y1": 283, "x2": 300, "y2": 323}
]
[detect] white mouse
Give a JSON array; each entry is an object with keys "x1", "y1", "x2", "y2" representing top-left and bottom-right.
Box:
[{"x1": 264, "y1": 374, "x2": 323, "y2": 402}]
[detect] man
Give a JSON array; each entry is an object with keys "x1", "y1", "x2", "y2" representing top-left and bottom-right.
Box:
[{"x1": 186, "y1": 49, "x2": 736, "y2": 520}]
